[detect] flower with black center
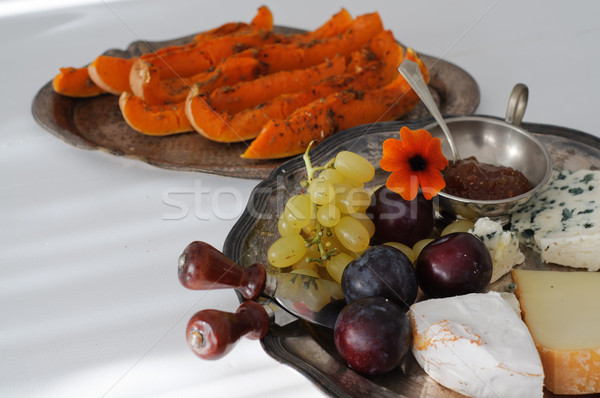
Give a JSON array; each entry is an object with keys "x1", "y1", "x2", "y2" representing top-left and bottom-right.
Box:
[{"x1": 380, "y1": 126, "x2": 448, "y2": 201}]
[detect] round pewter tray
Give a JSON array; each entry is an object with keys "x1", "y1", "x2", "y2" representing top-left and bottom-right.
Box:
[
  {"x1": 31, "y1": 27, "x2": 479, "y2": 180},
  {"x1": 223, "y1": 119, "x2": 600, "y2": 398}
]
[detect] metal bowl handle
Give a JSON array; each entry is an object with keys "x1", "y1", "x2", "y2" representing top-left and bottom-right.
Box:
[{"x1": 505, "y1": 83, "x2": 529, "y2": 126}]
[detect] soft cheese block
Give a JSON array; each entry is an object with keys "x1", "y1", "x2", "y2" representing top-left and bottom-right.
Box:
[
  {"x1": 512, "y1": 269, "x2": 600, "y2": 395},
  {"x1": 470, "y1": 217, "x2": 525, "y2": 282},
  {"x1": 410, "y1": 292, "x2": 544, "y2": 398},
  {"x1": 511, "y1": 169, "x2": 600, "y2": 270}
]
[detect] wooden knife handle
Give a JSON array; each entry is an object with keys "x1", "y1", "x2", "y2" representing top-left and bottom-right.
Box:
[
  {"x1": 186, "y1": 301, "x2": 271, "y2": 360},
  {"x1": 178, "y1": 241, "x2": 266, "y2": 300}
]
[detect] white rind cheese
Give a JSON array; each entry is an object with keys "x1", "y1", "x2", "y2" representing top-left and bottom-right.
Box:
[
  {"x1": 510, "y1": 169, "x2": 600, "y2": 270},
  {"x1": 469, "y1": 217, "x2": 525, "y2": 282},
  {"x1": 410, "y1": 292, "x2": 544, "y2": 398}
]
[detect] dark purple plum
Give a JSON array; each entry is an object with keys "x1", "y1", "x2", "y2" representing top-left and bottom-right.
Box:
[
  {"x1": 367, "y1": 186, "x2": 434, "y2": 247},
  {"x1": 341, "y1": 245, "x2": 417, "y2": 311},
  {"x1": 415, "y1": 232, "x2": 492, "y2": 298},
  {"x1": 334, "y1": 297, "x2": 411, "y2": 375}
]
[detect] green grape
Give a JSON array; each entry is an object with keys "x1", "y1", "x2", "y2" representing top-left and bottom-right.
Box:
[
  {"x1": 316, "y1": 203, "x2": 341, "y2": 228},
  {"x1": 384, "y1": 242, "x2": 416, "y2": 263},
  {"x1": 354, "y1": 214, "x2": 375, "y2": 238},
  {"x1": 307, "y1": 178, "x2": 335, "y2": 205},
  {"x1": 343, "y1": 177, "x2": 364, "y2": 188},
  {"x1": 318, "y1": 168, "x2": 345, "y2": 185},
  {"x1": 268, "y1": 234, "x2": 307, "y2": 268},
  {"x1": 334, "y1": 151, "x2": 375, "y2": 183},
  {"x1": 278, "y1": 216, "x2": 302, "y2": 236},
  {"x1": 290, "y1": 243, "x2": 320, "y2": 269},
  {"x1": 335, "y1": 185, "x2": 371, "y2": 214},
  {"x1": 412, "y1": 238, "x2": 435, "y2": 260},
  {"x1": 283, "y1": 194, "x2": 314, "y2": 228},
  {"x1": 334, "y1": 216, "x2": 370, "y2": 253},
  {"x1": 441, "y1": 219, "x2": 475, "y2": 236},
  {"x1": 325, "y1": 253, "x2": 354, "y2": 283}
]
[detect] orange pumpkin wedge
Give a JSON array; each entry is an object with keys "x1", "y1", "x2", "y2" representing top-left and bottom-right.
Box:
[
  {"x1": 184, "y1": 81, "x2": 345, "y2": 143},
  {"x1": 295, "y1": 8, "x2": 353, "y2": 42},
  {"x1": 239, "y1": 11, "x2": 384, "y2": 74},
  {"x1": 248, "y1": 5, "x2": 274, "y2": 31},
  {"x1": 131, "y1": 54, "x2": 267, "y2": 105},
  {"x1": 119, "y1": 92, "x2": 192, "y2": 135},
  {"x1": 208, "y1": 55, "x2": 347, "y2": 115},
  {"x1": 52, "y1": 67, "x2": 105, "y2": 97},
  {"x1": 185, "y1": 31, "x2": 402, "y2": 143},
  {"x1": 192, "y1": 5, "x2": 273, "y2": 41},
  {"x1": 88, "y1": 56, "x2": 133, "y2": 95},
  {"x1": 242, "y1": 49, "x2": 428, "y2": 159}
]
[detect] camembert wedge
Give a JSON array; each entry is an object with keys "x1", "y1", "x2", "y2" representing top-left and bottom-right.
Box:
[
  {"x1": 410, "y1": 292, "x2": 544, "y2": 398},
  {"x1": 512, "y1": 269, "x2": 600, "y2": 395}
]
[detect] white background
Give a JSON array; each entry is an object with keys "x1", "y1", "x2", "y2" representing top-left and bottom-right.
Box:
[{"x1": 1, "y1": 1, "x2": 599, "y2": 397}]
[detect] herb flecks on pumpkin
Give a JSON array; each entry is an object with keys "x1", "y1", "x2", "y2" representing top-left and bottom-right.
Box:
[{"x1": 380, "y1": 126, "x2": 448, "y2": 201}]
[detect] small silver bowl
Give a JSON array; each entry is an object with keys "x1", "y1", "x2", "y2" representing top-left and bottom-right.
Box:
[{"x1": 424, "y1": 85, "x2": 553, "y2": 221}]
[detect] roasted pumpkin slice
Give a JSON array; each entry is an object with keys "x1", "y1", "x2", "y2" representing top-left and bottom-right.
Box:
[
  {"x1": 52, "y1": 67, "x2": 105, "y2": 97},
  {"x1": 131, "y1": 55, "x2": 267, "y2": 105},
  {"x1": 192, "y1": 5, "x2": 273, "y2": 41},
  {"x1": 119, "y1": 92, "x2": 192, "y2": 135},
  {"x1": 88, "y1": 56, "x2": 133, "y2": 95},
  {"x1": 208, "y1": 55, "x2": 347, "y2": 115},
  {"x1": 290, "y1": 8, "x2": 353, "y2": 42},
  {"x1": 186, "y1": 75, "x2": 369, "y2": 144},
  {"x1": 242, "y1": 49, "x2": 428, "y2": 159},
  {"x1": 241, "y1": 11, "x2": 384, "y2": 74},
  {"x1": 248, "y1": 5, "x2": 274, "y2": 31}
]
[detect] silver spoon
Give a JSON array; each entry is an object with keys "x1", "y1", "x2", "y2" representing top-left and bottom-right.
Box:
[{"x1": 398, "y1": 59, "x2": 460, "y2": 162}]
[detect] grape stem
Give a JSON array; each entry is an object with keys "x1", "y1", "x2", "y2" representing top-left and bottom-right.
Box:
[
  {"x1": 302, "y1": 141, "x2": 335, "y2": 184},
  {"x1": 305, "y1": 219, "x2": 338, "y2": 263}
]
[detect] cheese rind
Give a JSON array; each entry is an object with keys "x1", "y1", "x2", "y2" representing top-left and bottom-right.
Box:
[
  {"x1": 510, "y1": 169, "x2": 600, "y2": 270},
  {"x1": 512, "y1": 269, "x2": 600, "y2": 395},
  {"x1": 410, "y1": 292, "x2": 544, "y2": 398},
  {"x1": 469, "y1": 217, "x2": 524, "y2": 282}
]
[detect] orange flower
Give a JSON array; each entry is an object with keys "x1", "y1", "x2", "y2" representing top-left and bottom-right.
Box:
[{"x1": 380, "y1": 126, "x2": 448, "y2": 201}]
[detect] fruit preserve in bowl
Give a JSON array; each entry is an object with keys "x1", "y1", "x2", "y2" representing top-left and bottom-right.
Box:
[{"x1": 424, "y1": 115, "x2": 553, "y2": 221}]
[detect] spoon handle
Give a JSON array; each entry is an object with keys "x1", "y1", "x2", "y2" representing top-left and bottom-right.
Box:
[{"x1": 399, "y1": 59, "x2": 460, "y2": 161}]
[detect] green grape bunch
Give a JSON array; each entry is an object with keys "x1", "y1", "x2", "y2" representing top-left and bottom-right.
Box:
[{"x1": 267, "y1": 143, "x2": 376, "y2": 283}]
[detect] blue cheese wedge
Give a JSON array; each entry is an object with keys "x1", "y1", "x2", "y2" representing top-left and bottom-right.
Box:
[
  {"x1": 510, "y1": 170, "x2": 599, "y2": 270},
  {"x1": 469, "y1": 217, "x2": 524, "y2": 282},
  {"x1": 410, "y1": 292, "x2": 544, "y2": 398}
]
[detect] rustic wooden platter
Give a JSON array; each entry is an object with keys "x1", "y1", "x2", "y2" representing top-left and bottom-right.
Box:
[
  {"x1": 223, "y1": 119, "x2": 600, "y2": 398},
  {"x1": 31, "y1": 27, "x2": 479, "y2": 180}
]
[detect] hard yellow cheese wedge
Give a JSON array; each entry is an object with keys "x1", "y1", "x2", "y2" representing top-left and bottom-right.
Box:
[{"x1": 512, "y1": 269, "x2": 600, "y2": 395}]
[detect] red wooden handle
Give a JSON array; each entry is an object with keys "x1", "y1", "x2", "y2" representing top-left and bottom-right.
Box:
[
  {"x1": 186, "y1": 301, "x2": 271, "y2": 360},
  {"x1": 178, "y1": 241, "x2": 266, "y2": 300}
]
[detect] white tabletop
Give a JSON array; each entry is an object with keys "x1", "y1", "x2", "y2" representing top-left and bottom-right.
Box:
[{"x1": 2, "y1": 1, "x2": 599, "y2": 397}]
